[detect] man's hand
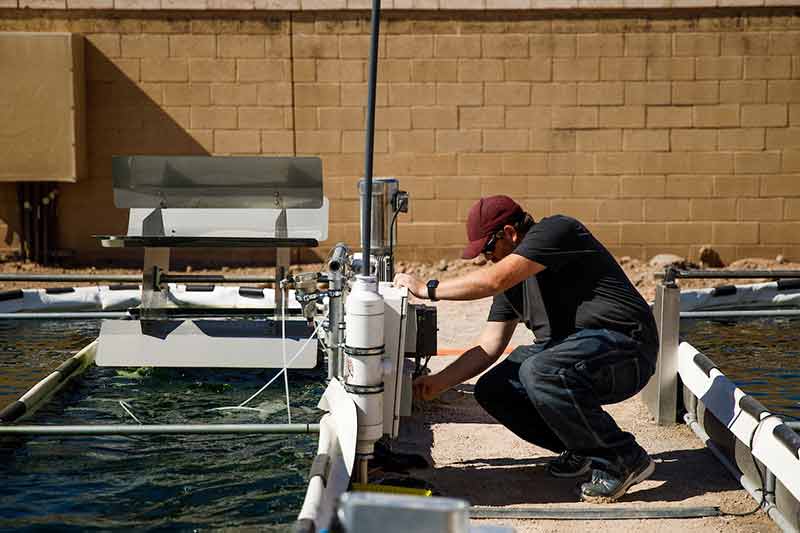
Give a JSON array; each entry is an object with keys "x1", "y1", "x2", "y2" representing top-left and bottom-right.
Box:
[
  {"x1": 413, "y1": 374, "x2": 445, "y2": 401},
  {"x1": 393, "y1": 273, "x2": 426, "y2": 298}
]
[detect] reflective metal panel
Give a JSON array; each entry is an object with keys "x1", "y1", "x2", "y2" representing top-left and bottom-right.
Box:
[{"x1": 112, "y1": 156, "x2": 323, "y2": 209}]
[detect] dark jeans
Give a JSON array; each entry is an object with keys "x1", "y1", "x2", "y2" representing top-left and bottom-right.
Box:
[{"x1": 474, "y1": 328, "x2": 658, "y2": 466}]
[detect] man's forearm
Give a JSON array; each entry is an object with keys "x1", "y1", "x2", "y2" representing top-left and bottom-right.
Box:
[{"x1": 432, "y1": 345, "x2": 498, "y2": 391}]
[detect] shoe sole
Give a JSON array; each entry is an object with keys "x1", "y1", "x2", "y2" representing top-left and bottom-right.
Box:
[
  {"x1": 548, "y1": 462, "x2": 591, "y2": 479},
  {"x1": 580, "y1": 458, "x2": 655, "y2": 503}
]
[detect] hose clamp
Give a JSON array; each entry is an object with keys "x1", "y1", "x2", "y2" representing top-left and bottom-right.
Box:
[
  {"x1": 344, "y1": 345, "x2": 385, "y2": 356},
  {"x1": 343, "y1": 382, "x2": 384, "y2": 395}
]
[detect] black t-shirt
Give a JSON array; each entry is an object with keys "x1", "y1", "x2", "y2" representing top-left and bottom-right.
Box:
[{"x1": 488, "y1": 215, "x2": 657, "y2": 345}]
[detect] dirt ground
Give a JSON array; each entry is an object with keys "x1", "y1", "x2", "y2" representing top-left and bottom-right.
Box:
[{"x1": 1, "y1": 254, "x2": 797, "y2": 532}]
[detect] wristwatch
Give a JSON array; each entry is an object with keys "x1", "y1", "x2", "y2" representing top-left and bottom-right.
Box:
[{"x1": 426, "y1": 279, "x2": 439, "y2": 301}]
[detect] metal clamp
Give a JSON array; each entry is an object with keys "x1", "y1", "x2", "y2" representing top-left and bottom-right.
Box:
[{"x1": 344, "y1": 345, "x2": 385, "y2": 356}]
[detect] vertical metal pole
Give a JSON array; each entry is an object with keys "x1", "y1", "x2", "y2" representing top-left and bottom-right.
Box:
[
  {"x1": 141, "y1": 247, "x2": 171, "y2": 318},
  {"x1": 361, "y1": 0, "x2": 382, "y2": 275},
  {"x1": 641, "y1": 280, "x2": 681, "y2": 425}
]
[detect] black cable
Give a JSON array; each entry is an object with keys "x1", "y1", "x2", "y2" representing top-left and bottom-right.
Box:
[{"x1": 719, "y1": 410, "x2": 800, "y2": 517}]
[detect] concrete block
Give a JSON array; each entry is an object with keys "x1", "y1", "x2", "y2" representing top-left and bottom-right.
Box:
[
  {"x1": 625, "y1": 82, "x2": 671, "y2": 105},
  {"x1": 696, "y1": 57, "x2": 743, "y2": 80},
  {"x1": 437, "y1": 84, "x2": 483, "y2": 105},
  {"x1": 435, "y1": 35, "x2": 481, "y2": 58},
  {"x1": 483, "y1": 129, "x2": 529, "y2": 152},
  {"x1": 505, "y1": 59, "x2": 552, "y2": 81},
  {"x1": 596, "y1": 152, "x2": 643, "y2": 174},
  {"x1": 691, "y1": 199, "x2": 737, "y2": 221},
  {"x1": 486, "y1": 83, "x2": 531, "y2": 106},
  {"x1": 574, "y1": 176, "x2": 620, "y2": 198},
  {"x1": 647, "y1": 106, "x2": 692, "y2": 128},
  {"x1": 720, "y1": 80, "x2": 767, "y2": 104},
  {"x1": 599, "y1": 105, "x2": 645, "y2": 128},
  {"x1": 713, "y1": 223, "x2": 759, "y2": 244},
  {"x1": 734, "y1": 151, "x2": 782, "y2": 174},
  {"x1": 459, "y1": 60, "x2": 504, "y2": 82},
  {"x1": 239, "y1": 59, "x2": 290, "y2": 82},
  {"x1": 741, "y1": 104, "x2": 787, "y2": 127},
  {"x1": 121, "y1": 35, "x2": 168, "y2": 58},
  {"x1": 141, "y1": 58, "x2": 188, "y2": 82},
  {"x1": 483, "y1": 34, "x2": 529, "y2": 58},
  {"x1": 577, "y1": 82, "x2": 624, "y2": 106},
  {"x1": 190, "y1": 59, "x2": 236, "y2": 82},
  {"x1": 625, "y1": 33, "x2": 671, "y2": 57},
  {"x1": 387, "y1": 35, "x2": 433, "y2": 59},
  {"x1": 169, "y1": 35, "x2": 215, "y2": 58},
  {"x1": 553, "y1": 106, "x2": 597, "y2": 129},
  {"x1": 436, "y1": 130, "x2": 483, "y2": 153},
  {"x1": 295, "y1": 130, "x2": 341, "y2": 154},
  {"x1": 665, "y1": 175, "x2": 714, "y2": 197},
  {"x1": 624, "y1": 129, "x2": 669, "y2": 151},
  {"x1": 294, "y1": 83, "x2": 340, "y2": 106},
  {"x1": 645, "y1": 199, "x2": 690, "y2": 221},
  {"x1": 218, "y1": 35, "x2": 264, "y2": 58},
  {"x1": 412, "y1": 106, "x2": 458, "y2": 129},
  {"x1": 576, "y1": 129, "x2": 622, "y2": 151},
  {"x1": 601, "y1": 58, "x2": 646, "y2": 81},
  {"x1": 532, "y1": 83, "x2": 577, "y2": 105},
  {"x1": 689, "y1": 152, "x2": 734, "y2": 174},
  {"x1": 412, "y1": 60, "x2": 458, "y2": 82},
  {"x1": 673, "y1": 82, "x2": 720, "y2": 105},
  {"x1": 318, "y1": 59, "x2": 365, "y2": 82},
  {"x1": 191, "y1": 107, "x2": 237, "y2": 129},
  {"x1": 744, "y1": 56, "x2": 791, "y2": 79},
  {"x1": 389, "y1": 83, "x2": 436, "y2": 106},
  {"x1": 767, "y1": 80, "x2": 800, "y2": 103},
  {"x1": 674, "y1": 33, "x2": 720, "y2": 57},
  {"x1": 714, "y1": 175, "x2": 759, "y2": 197},
  {"x1": 214, "y1": 130, "x2": 261, "y2": 154},
  {"x1": 530, "y1": 34, "x2": 576, "y2": 58},
  {"x1": 238, "y1": 107, "x2": 285, "y2": 129},
  {"x1": 211, "y1": 84, "x2": 258, "y2": 105},
  {"x1": 577, "y1": 33, "x2": 623, "y2": 57},
  {"x1": 721, "y1": 33, "x2": 769, "y2": 56},
  {"x1": 554, "y1": 58, "x2": 600, "y2": 81},
  {"x1": 671, "y1": 128, "x2": 718, "y2": 151}
]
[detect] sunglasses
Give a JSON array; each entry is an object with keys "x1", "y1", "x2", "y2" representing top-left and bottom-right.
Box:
[{"x1": 482, "y1": 230, "x2": 505, "y2": 256}]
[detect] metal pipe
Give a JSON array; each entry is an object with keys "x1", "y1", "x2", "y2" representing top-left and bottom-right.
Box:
[
  {"x1": 665, "y1": 268, "x2": 800, "y2": 284},
  {"x1": 0, "y1": 274, "x2": 277, "y2": 284},
  {"x1": 681, "y1": 309, "x2": 800, "y2": 319},
  {"x1": 328, "y1": 243, "x2": 349, "y2": 272},
  {"x1": 361, "y1": 0, "x2": 382, "y2": 275},
  {"x1": 469, "y1": 505, "x2": 722, "y2": 520},
  {"x1": 0, "y1": 423, "x2": 320, "y2": 436},
  {"x1": 0, "y1": 312, "x2": 130, "y2": 320},
  {"x1": 0, "y1": 274, "x2": 141, "y2": 282}
]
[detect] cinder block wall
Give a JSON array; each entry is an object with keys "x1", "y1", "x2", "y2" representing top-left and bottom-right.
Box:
[{"x1": 0, "y1": 6, "x2": 798, "y2": 265}]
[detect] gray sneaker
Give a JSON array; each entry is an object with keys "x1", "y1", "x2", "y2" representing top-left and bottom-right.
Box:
[
  {"x1": 547, "y1": 451, "x2": 591, "y2": 478},
  {"x1": 580, "y1": 451, "x2": 655, "y2": 502}
]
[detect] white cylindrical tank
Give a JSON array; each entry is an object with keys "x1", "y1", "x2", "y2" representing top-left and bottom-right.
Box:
[{"x1": 344, "y1": 275, "x2": 385, "y2": 457}]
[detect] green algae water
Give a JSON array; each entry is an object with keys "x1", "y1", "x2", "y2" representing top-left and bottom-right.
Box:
[
  {"x1": 0, "y1": 319, "x2": 325, "y2": 531},
  {"x1": 682, "y1": 316, "x2": 800, "y2": 416}
]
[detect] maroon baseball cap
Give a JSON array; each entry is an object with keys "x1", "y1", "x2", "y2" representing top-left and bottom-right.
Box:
[{"x1": 462, "y1": 196, "x2": 524, "y2": 259}]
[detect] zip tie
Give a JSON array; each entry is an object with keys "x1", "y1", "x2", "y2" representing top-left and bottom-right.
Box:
[{"x1": 119, "y1": 400, "x2": 142, "y2": 425}]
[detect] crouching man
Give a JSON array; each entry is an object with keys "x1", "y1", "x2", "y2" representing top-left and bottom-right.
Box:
[{"x1": 393, "y1": 195, "x2": 659, "y2": 502}]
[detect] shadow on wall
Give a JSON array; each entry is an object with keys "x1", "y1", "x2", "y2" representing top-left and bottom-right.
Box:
[{"x1": 57, "y1": 41, "x2": 211, "y2": 267}]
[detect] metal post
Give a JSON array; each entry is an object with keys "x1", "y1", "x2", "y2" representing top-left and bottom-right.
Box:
[
  {"x1": 641, "y1": 280, "x2": 681, "y2": 425},
  {"x1": 327, "y1": 271, "x2": 344, "y2": 381},
  {"x1": 276, "y1": 248, "x2": 291, "y2": 318},
  {"x1": 141, "y1": 247, "x2": 171, "y2": 318},
  {"x1": 361, "y1": 0, "x2": 382, "y2": 275}
]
